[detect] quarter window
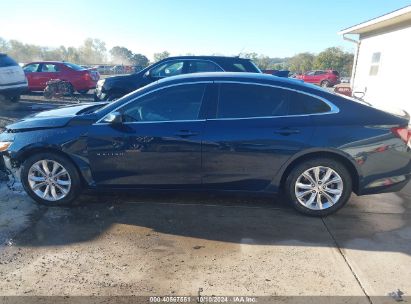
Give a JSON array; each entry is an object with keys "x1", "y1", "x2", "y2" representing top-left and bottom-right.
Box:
[
  {"x1": 217, "y1": 83, "x2": 330, "y2": 119},
  {"x1": 121, "y1": 84, "x2": 206, "y2": 122},
  {"x1": 287, "y1": 90, "x2": 331, "y2": 114}
]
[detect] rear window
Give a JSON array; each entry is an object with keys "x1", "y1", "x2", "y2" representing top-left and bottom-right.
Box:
[
  {"x1": 219, "y1": 59, "x2": 261, "y2": 73},
  {"x1": 64, "y1": 62, "x2": 86, "y2": 71},
  {"x1": 332, "y1": 71, "x2": 339, "y2": 76},
  {"x1": 0, "y1": 54, "x2": 18, "y2": 68}
]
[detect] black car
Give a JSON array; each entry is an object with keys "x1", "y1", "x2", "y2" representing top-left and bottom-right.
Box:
[
  {"x1": 1, "y1": 72, "x2": 411, "y2": 216},
  {"x1": 94, "y1": 56, "x2": 261, "y2": 101}
]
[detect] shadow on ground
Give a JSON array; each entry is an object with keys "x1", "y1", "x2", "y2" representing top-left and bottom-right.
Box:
[{"x1": 12, "y1": 186, "x2": 411, "y2": 257}]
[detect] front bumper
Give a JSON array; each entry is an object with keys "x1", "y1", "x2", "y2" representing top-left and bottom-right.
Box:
[
  {"x1": 1, "y1": 154, "x2": 20, "y2": 182},
  {"x1": 94, "y1": 84, "x2": 106, "y2": 101}
]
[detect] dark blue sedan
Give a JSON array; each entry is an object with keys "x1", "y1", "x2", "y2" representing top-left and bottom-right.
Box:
[{"x1": 1, "y1": 73, "x2": 410, "y2": 216}]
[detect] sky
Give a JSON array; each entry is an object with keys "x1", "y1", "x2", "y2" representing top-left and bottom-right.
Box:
[{"x1": 1, "y1": 0, "x2": 410, "y2": 59}]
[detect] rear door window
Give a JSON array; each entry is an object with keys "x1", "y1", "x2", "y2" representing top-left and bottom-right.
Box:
[
  {"x1": 217, "y1": 83, "x2": 330, "y2": 119},
  {"x1": 40, "y1": 64, "x2": 60, "y2": 72},
  {"x1": 186, "y1": 60, "x2": 222, "y2": 73},
  {"x1": 0, "y1": 55, "x2": 19, "y2": 68},
  {"x1": 217, "y1": 83, "x2": 304, "y2": 118}
]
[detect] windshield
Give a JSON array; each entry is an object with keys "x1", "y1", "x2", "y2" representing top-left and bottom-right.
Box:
[
  {"x1": 0, "y1": 54, "x2": 18, "y2": 67},
  {"x1": 64, "y1": 62, "x2": 86, "y2": 71},
  {"x1": 95, "y1": 80, "x2": 161, "y2": 116}
]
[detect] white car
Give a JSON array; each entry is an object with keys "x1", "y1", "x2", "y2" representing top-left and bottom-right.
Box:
[{"x1": 0, "y1": 53, "x2": 28, "y2": 101}]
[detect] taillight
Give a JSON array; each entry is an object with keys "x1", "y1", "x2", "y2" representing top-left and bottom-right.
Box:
[
  {"x1": 83, "y1": 72, "x2": 91, "y2": 81},
  {"x1": 391, "y1": 126, "x2": 411, "y2": 148}
]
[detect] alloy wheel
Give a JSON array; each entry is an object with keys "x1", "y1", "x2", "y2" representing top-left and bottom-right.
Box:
[
  {"x1": 28, "y1": 159, "x2": 72, "y2": 201},
  {"x1": 294, "y1": 166, "x2": 343, "y2": 210}
]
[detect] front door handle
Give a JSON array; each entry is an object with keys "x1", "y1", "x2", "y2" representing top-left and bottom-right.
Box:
[
  {"x1": 174, "y1": 130, "x2": 199, "y2": 137},
  {"x1": 274, "y1": 128, "x2": 300, "y2": 136}
]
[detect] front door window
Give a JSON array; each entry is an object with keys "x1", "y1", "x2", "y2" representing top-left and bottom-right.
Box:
[{"x1": 150, "y1": 61, "x2": 184, "y2": 78}]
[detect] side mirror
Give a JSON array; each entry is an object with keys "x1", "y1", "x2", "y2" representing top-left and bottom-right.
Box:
[
  {"x1": 144, "y1": 70, "x2": 151, "y2": 78},
  {"x1": 103, "y1": 111, "x2": 123, "y2": 124}
]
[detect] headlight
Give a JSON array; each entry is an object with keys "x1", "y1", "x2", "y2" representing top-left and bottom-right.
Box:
[{"x1": 0, "y1": 141, "x2": 12, "y2": 152}]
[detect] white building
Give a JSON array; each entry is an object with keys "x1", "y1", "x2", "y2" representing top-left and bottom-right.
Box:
[{"x1": 339, "y1": 6, "x2": 411, "y2": 115}]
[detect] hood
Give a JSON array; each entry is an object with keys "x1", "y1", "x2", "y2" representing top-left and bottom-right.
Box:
[
  {"x1": 5, "y1": 103, "x2": 106, "y2": 132},
  {"x1": 104, "y1": 73, "x2": 141, "y2": 83}
]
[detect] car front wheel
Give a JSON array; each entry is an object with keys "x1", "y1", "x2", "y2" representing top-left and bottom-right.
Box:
[
  {"x1": 284, "y1": 158, "x2": 352, "y2": 216},
  {"x1": 321, "y1": 80, "x2": 330, "y2": 87},
  {"x1": 21, "y1": 153, "x2": 82, "y2": 206}
]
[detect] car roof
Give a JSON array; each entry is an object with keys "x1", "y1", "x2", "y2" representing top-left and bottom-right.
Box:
[
  {"x1": 24, "y1": 61, "x2": 67, "y2": 65},
  {"x1": 156, "y1": 72, "x2": 329, "y2": 94},
  {"x1": 159, "y1": 55, "x2": 252, "y2": 62}
]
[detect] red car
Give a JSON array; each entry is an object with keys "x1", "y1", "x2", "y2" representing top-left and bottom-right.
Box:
[
  {"x1": 296, "y1": 70, "x2": 340, "y2": 87},
  {"x1": 23, "y1": 61, "x2": 100, "y2": 93}
]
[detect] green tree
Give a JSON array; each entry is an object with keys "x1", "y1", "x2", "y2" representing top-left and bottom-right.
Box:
[
  {"x1": 79, "y1": 38, "x2": 107, "y2": 64},
  {"x1": 130, "y1": 53, "x2": 149, "y2": 70},
  {"x1": 153, "y1": 51, "x2": 170, "y2": 62},
  {"x1": 0, "y1": 37, "x2": 9, "y2": 53},
  {"x1": 110, "y1": 46, "x2": 134, "y2": 64},
  {"x1": 313, "y1": 47, "x2": 353, "y2": 77},
  {"x1": 240, "y1": 52, "x2": 258, "y2": 61},
  {"x1": 287, "y1": 52, "x2": 315, "y2": 73},
  {"x1": 66, "y1": 47, "x2": 80, "y2": 63}
]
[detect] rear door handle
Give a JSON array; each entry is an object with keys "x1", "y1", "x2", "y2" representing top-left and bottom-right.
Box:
[
  {"x1": 274, "y1": 128, "x2": 301, "y2": 136},
  {"x1": 174, "y1": 130, "x2": 199, "y2": 137}
]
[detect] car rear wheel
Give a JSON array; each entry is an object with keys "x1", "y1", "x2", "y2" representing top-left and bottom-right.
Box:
[
  {"x1": 284, "y1": 158, "x2": 352, "y2": 216},
  {"x1": 63, "y1": 83, "x2": 74, "y2": 96},
  {"x1": 21, "y1": 152, "x2": 82, "y2": 206},
  {"x1": 321, "y1": 80, "x2": 330, "y2": 87}
]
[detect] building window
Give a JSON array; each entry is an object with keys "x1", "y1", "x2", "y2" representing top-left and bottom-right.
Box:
[{"x1": 369, "y1": 52, "x2": 381, "y2": 76}]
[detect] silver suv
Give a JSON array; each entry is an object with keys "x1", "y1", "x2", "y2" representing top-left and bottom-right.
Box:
[{"x1": 0, "y1": 54, "x2": 28, "y2": 101}]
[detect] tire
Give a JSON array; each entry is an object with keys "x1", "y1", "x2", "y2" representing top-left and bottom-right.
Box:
[
  {"x1": 93, "y1": 94, "x2": 101, "y2": 102},
  {"x1": 21, "y1": 152, "x2": 82, "y2": 206},
  {"x1": 63, "y1": 82, "x2": 74, "y2": 96},
  {"x1": 43, "y1": 86, "x2": 53, "y2": 99},
  {"x1": 321, "y1": 80, "x2": 330, "y2": 88},
  {"x1": 284, "y1": 157, "x2": 352, "y2": 216},
  {"x1": 8, "y1": 95, "x2": 20, "y2": 102},
  {"x1": 78, "y1": 89, "x2": 89, "y2": 94}
]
